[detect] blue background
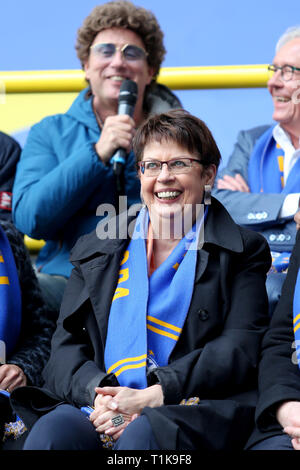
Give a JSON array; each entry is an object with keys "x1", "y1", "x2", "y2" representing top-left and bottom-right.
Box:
[{"x1": 0, "y1": 0, "x2": 299, "y2": 166}]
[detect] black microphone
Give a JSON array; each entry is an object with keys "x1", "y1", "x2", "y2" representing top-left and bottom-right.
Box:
[{"x1": 111, "y1": 79, "x2": 138, "y2": 176}]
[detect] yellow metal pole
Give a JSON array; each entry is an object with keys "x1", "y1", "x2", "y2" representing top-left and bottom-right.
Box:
[
  {"x1": 0, "y1": 65, "x2": 270, "y2": 93},
  {"x1": 157, "y1": 65, "x2": 270, "y2": 89},
  {"x1": 0, "y1": 70, "x2": 87, "y2": 93}
]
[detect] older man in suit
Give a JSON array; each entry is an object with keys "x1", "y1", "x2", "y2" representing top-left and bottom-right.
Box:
[{"x1": 213, "y1": 26, "x2": 300, "y2": 313}]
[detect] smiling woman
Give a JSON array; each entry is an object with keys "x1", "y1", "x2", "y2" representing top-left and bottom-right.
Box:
[
  {"x1": 10, "y1": 109, "x2": 271, "y2": 451},
  {"x1": 134, "y1": 111, "x2": 218, "y2": 249}
]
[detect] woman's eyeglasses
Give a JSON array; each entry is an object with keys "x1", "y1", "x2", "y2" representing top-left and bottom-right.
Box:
[
  {"x1": 90, "y1": 43, "x2": 147, "y2": 62},
  {"x1": 138, "y1": 158, "x2": 206, "y2": 177},
  {"x1": 268, "y1": 64, "x2": 300, "y2": 81}
]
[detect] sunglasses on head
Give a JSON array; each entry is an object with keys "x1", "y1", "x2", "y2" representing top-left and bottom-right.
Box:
[{"x1": 90, "y1": 42, "x2": 148, "y2": 62}]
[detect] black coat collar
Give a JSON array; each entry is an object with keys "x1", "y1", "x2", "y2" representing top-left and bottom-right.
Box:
[
  {"x1": 70, "y1": 197, "x2": 243, "y2": 263},
  {"x1": 204, "y1": 197, "x2": 243, "y2": 253}
]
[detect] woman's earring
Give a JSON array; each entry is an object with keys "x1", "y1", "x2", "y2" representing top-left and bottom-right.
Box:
[{"x1": 204, "y1": 185, "x2": 211, "y2": 205}]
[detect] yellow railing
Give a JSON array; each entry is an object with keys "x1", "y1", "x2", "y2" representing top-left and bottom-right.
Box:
[
  {"x1": 0, "y1": 64, "x2": 270, "y2": 93},
  {"x1": 2, "y1": 65, "x2": 270, "y2": 252}
]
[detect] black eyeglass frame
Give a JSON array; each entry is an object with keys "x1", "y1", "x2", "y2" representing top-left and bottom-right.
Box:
[
  {"x1": 268, "y1": 64, "x2": 300, "y2": 81},
  {"x1": 138, "y1": 157, "x2": 208, "y2": 175}
]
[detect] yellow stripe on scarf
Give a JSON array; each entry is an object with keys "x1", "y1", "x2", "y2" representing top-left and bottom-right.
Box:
[
  {"x1": 293, "y1": 313, "x2": 300, "y2": 325},
  {"x1": 114, "y1": 361, "x2": 147, "y2": 378},
  {"x1": 294, "y1": 311, "x2": 300, "y2": 333},
  {"x1": 147, "y1": 324, "x2": 180, "y2": 341},
  {"x1": 0, "y1": 252, "x2": 9, "y2": 283},
  {"x1": 112, "y1": 251, "x2": 130, "y2": 302},
  {"x1": 294, "y1": 323, "x2": 300, "y2": 334},
  {"x1": 277, "y1": 155, "x2": 284, "y2": 188},
  {"x1": 147, "y1": 315, "x2": 182, "y2": 333},
  {"x1": 107, "y1": 354, "x2": 147, "y2": 375}
]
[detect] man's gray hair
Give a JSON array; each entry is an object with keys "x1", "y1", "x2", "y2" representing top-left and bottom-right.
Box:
[{"x1": 276, "y1": 25, "x2": 300, "y2": 52}]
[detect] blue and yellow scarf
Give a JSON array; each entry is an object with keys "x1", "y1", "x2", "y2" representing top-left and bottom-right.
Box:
[
  {"x1": 248, "y1": 126, "x2": 300, "y2": 194},
  {"x1": 104, "y1": 207, "x2": 206, "y2": 389},
  {"x1": 0, "y1": 224, "x2": 22, "y2": 361}
]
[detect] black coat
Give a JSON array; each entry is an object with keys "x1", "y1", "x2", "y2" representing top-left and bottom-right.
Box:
[
  {"x1": 11, "y1": 198, "x2": 271, "y2": 449},
  {"x1": 1, "y1": 220, "x2": 57, "y2": 385},
  {"x1": 0, "y1": 131, "x2": 21, "y2": 221},
  {"x1": 246, "y1": 230, "x2": 300, "y2": 449}
]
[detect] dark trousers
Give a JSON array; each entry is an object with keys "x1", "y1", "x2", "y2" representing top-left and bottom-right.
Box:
[
  {"x1": 23, "y1": 404, "x2": 103, "y2": 450},
  {"x1": 114, "y1": 415, "x2": 160, "y2": 450},
  {"x1": 23, "y1": 404, "x2": 160, "y2": 450},
  {"x1": 250, "y1": 434, "x2": 294, "y2": 450}
]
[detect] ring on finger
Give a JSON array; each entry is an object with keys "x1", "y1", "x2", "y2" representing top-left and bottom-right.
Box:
[{"x1": 111, "y1": 414, "x2": 124, "y2": 427}]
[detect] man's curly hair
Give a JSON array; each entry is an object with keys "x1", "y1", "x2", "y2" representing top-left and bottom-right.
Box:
[{"x1": 75, "y1": 1, "x2": 166, "y2": 79}]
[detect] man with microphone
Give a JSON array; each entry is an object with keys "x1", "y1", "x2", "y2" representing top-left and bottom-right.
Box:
[
  {"x1": 12, "y1": 1, "x2": 181, "y2": 314},
  {"x1": 110, "y1": 79, "x2": 138, "y2": 196}
]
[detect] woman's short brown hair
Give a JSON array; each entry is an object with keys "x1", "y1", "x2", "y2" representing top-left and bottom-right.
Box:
[
  {"x1": 133, "y1": 109, "x2": 222, "y2": 169},
  {"x1": 75, "y1": 1, "x2": 166, "y2": 78}
]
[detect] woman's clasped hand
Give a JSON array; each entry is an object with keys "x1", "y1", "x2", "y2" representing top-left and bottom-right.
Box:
[{"x1": 90, "y1": 385, "x2": 163, "y2": 440}]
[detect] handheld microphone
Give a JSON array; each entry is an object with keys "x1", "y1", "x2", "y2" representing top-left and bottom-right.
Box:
[{"x1": 111, "y1": 79, "x2": 138, "y2": 176}]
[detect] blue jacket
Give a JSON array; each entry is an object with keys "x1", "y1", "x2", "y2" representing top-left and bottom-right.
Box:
[
  {"x1": 213, "y1": 125, "x2": 298, "y2": 252},
  {"x1": 12, "y1": 85, "x2": 181, "y2": 277}
]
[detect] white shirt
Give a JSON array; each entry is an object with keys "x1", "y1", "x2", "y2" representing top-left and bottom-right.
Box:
[{"x1": 273, "y1": 124, "x2": 300, "y2": 217}]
